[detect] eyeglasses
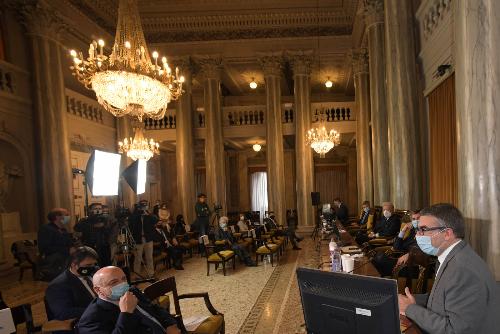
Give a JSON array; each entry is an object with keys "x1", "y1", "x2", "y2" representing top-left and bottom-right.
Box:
[{"x1": 415, "y1": 226, "x2": 447, "y2": 235}]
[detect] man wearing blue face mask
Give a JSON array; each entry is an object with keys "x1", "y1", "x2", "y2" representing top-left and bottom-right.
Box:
[
  {"x1": 398, "y1": 203, "x2": 500, "y2": 334},
  {"x1": 78, "y1": 266, "x2": 180, "y2": 334},
  {"x1": 38, "y1": 208, "x2": 75, "y2": 281}
]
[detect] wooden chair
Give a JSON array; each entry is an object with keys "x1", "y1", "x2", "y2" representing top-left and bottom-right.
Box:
[
  {"x1": 205, "y1": 236, "x2": 236, "y2": 276},
  {"x1": 11, "y1": 240, "x2": 38, "y2": 281},
  {"x1": 9, "y1": 303, "x2": 41, "y2": 333},
  {"x1": 143, "y1": 277, "x2": 225, "y2": 334}
]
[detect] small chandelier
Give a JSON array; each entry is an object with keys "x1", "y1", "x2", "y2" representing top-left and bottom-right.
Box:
[
  {"x1": 252, "y1": 143, "x2": 262, "y2": 152},
  {"x1": 69, "y1": 0, "x2": 184, "y2": 121},
  {"x1": 118, "y1": 126, "x2": 160, "y2": 161},
  {"x1": 305, "y1": 124, "x2": 340, "y2": 158}
]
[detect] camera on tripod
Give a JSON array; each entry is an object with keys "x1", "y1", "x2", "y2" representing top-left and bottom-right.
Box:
[{"x1": 213, "y1": 203, "x2": 222, "y2": 214}]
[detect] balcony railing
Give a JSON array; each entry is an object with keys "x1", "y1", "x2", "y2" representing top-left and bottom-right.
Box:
[
  {"x1": 143, "y1": 109, "x2": 177, "y2": 129},
  {"x1": 223, "y1": 105, "x2": 265, "y2": 127},
  {"x1": 65, "y1": 89, "x2": 115, "y2": 127},
  {"x1": 0, "y1": 60, "x2": 30, "y2": 100}
]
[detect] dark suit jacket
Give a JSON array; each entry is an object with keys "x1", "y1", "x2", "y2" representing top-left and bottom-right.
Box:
[
  {"x1": 335, "y1": 204, "x2": 349, "y2": 223},
  {"x1": 406, "y1": 241, "x2": 500, "y2": 334},
  {"x1": 45, "y1": 269, "x2": 95, "y2": 320},
  {"x1": 38, "y1": 223, "x2": 73, "y2": 257},
  {"x1": 77, "y1": 295, "x2": 177, "y2": 334},
  {"x1": 373, "y1": 215, "x2": 401, "y2": 237},
  {"x1": 129, "y1": 214, "x2": 158, "y2": 244},
  {"x1": 393, "y1": 229, "x2": 416, "y2": 252}
]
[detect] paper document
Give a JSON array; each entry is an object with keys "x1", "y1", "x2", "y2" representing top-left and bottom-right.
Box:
[
  {"x1": 0, "y1": 308, "x2": 16, "y2": 334},
  {"x1": 183, "y1": 315, "x2": 210, "y2": 331}
]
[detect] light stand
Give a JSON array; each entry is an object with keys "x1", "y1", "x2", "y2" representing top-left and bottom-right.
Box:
[{"x1": 72, "y1": 168, "x2": 89, "y2": 217}]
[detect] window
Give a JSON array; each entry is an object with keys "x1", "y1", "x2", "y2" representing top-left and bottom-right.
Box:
[{"x1": 250, "y1": 172, "x2": 268, "y2": 222}]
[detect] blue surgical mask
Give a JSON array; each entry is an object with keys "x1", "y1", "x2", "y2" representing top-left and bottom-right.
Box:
[
  {"x1": 416, "y1": 235, "x2": 439, "y2": 256},
  {"x1": 412, "y1": 220, "x2": 419, "y2": 229},
  {"x1": 62, "y1": 215, "x2": 71, "y2": 225},
  {"x1": 383, "y1": 210, "x2": 392, "y2": 219},
  {"x1": 363, "y1": 207, "x2": 370, "y2": 213},
  {"x1": 220, "y1": 223, "x2": 227, "y2": 229},
  {"x1": 109, "y1": 282, "x2": 130, "y2": 301}
]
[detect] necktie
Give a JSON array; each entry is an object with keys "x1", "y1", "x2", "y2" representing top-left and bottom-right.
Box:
[{"x1": 83, "y1": 277, "x2": 96, "y2": 298}]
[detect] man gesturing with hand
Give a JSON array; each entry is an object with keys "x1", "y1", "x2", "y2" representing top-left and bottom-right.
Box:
[{"x1": 78, "y1": 266, "x2": 180, "y2": 334}]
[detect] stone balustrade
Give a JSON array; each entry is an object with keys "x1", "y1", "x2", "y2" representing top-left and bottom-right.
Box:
[
  {"x1": 143, "y1": 109, "x2": 177, "y2": 129},
  {"x1": 0, "y1": 60, "x2": 30, "y2": 99},
  {"x1": 311, "y1": 102, "x2": 356, "y2": 123},
  {"x1": 65, "y1": 88, "x2": 115, "y2": 127},
  {"x1": 223, "y1": 105, "x2": 265, "y2": 126}
]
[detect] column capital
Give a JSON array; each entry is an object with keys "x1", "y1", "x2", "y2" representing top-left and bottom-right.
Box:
[
  {"x1": 259, "y1": 54, "x2": 283, "y2": 77},
  {"x1": 10, "y1": 0, "x2": 67, "y2": 41},
  {"x1": 364, "y1": 0, "x2": 384, "y2": 28},
  {"x1": 288, "y1": 51, "x2": 314, "y2": 76},
  {"x1": 195, "y1": 56, "x2": 223, "y2": 80},
  {"x1": 352, "y1": 48, "x2": 369, "y2": 75}
]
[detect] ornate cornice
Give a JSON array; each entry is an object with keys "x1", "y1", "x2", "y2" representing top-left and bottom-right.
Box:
[
  {"x1": 195, "y1": 56, "x2": 223, "y2": 81},
  {"x1": 259, "y1": 55, "x2": 283, "y2": 78},
  {"x1": 418, "y1": 0, "x2": 453, "y2": 40},
  {"x1": 288, "y1": 51, "x2": 314, "y2": 77},
  {"x1": 351, "y1": 48, "x2": 369, "y2": 75},
  {"x1": 364, "y1": 0, "x2": 384, "y2": 29},
  {"x1": 7, "y1": 0, "x2": 67, "y2": 41}
]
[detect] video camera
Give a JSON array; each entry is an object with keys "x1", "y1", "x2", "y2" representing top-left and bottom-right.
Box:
[{"x1": 213, "y1": 203, "x2": 222, "y2": 213}]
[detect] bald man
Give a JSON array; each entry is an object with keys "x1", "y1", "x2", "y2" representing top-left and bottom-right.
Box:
[{"x1": 77, "y1": 266, "x2": 179, "y2": 334}]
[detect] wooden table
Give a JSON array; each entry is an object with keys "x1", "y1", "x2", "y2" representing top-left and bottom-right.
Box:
[{"x1": 318, "y1": 222, "x2": 421, "y2": 333}]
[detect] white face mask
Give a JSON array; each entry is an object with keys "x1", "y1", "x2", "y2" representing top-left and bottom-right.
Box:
[
  {"x1": 240, "y1": 216, "x2": 244, "y2": 221},
  {"x1": 383, "y1": 210, "x2": 392, "y2": 218}
]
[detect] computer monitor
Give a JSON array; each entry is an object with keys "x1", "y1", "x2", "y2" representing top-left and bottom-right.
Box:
[{"x1": 296, "y1": 268, "x2": 401, "y2": 334}]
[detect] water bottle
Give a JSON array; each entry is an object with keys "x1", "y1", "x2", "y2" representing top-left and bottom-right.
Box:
[{"x1": 329, "y1": 238, "x2": 342, "y2": 272}]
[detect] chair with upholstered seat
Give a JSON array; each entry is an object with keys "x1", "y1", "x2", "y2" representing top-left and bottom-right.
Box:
[
  {"x1": 255, "y1": 241, "x2": 280, "y2": 266},
  {"x1": 144, "y1": 277, "x2": 225, "y2": 334},
  {"x1": 205, "y1": 239, "x2": 236, "y2": 276}
]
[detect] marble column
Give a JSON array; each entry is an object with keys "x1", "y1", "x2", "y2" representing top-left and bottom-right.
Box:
[
  {"x1": 352, "y1": 49, "x2": 373, "y2": 208},
  {"x1": 116, "y1": 116, "x2": 137, "y2": 209},
  {"x1": 454, "y1": 0, "x2": 500, "y2": 280},
  {"x1": 174, "y1": 57, "x2": 196, "y2": 225},
  {"x1": 260, "y1": 56, "x2": 286, "y2": 226},
  {"x1": 290, "y1": 53, "x2": 315, "y2": 229},
  {"x1": 384, "y1": 0, "x2": 421, "y2": 209},
  {"x1": 198, "y1": 57, "x2": 226, "y2": 212},
  {"x1": 18, "y1": 2, "x2": 74, "y2": 219},
  {"x1": 365, "y1": 0, "x2": 390, "y2": 205}
]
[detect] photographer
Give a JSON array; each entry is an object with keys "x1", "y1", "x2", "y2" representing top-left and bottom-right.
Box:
[
  {"x1": 129, "y1": 200, "x2": 157, "y2": 277},
  {"x1": 74, "y1": 203, "x2": 111, "y2": 267},
  {"x1": 194, "y1": 193, "x2": 210, "y2": 236}
]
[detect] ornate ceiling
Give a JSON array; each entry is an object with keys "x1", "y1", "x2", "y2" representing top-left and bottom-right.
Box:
[{"x1": 66, "y1": 0, "x2": 364, "y2": 97}]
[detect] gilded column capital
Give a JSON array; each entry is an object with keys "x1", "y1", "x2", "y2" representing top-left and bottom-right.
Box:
[
  {"x1": 259, "y1": 55, "x2": 283, "y2": 78},
  {"x1": 9, "y1": 0, "x2": 67, "y2": 41},
  {"x1": 171, "y1": 56, "x2": 196, "y2": 79},
  {"x1": 195, "y1": 56, "x2": 223, "y2": 81},
  {"x1": 352, "y1": 48, "x2": 369, "y2": 75},
  {"x1": 288, "y1": 51, "x2": 314, "y2": 77},
  {"x1": 364, "y1": 0, "x2": 384, "y2": 29}
]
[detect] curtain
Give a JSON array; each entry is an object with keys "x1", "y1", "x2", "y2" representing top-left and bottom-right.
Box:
[
  {"x1": 314, "y1": 167, "x2": 348, "y2": 206},
  {"x1": 250, "y1": 172, "x2": 268, "y2": 222},
  {"x1": 428, "y1": 74, "x2": 458, "y2": 205}
]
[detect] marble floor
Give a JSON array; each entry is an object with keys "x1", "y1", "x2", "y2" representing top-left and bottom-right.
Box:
[{"x1": 0, "y1": 237, "x2": 320, "y2": 334}]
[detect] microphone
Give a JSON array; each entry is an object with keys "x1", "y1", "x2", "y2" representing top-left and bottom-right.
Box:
[{"x1": 346, "y1": 258, "x2": 373, "y2": 274}]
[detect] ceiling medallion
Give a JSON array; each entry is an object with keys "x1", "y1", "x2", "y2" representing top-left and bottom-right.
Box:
[
  {"x1": 118, "y1": 125, "x2": 159, "y2": 161},
  {"x1": 69, "y1": 0, "x2": 184, "y2": 121}
]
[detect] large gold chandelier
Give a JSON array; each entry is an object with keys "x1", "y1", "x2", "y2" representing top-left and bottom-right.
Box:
[
  {"x1": 306, "y1": 123, "x2": 340, "y2": 158},
  {"x1": 118, "y1": 126, "x2": 159, "y2": 161},
  {"x1": 69, "y1": 0, "x2": 184, "y2": 121}
]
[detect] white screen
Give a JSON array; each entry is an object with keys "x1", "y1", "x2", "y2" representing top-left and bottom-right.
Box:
[
  {"x1": 92, "y1": 150, "x2": 121, "y2": 196},
  {"x1": 136, "y1": 159, "x2": 147, "y2": 195}
]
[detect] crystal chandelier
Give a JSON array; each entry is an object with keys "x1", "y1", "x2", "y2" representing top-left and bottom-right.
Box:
[
  {"x1": 118, "y1": 126, "x2": 160, "y2": 161},
  {"x1": 305, "y1": 124, "x2": 340, "y2": 158},
  {"x1": 69, "y1": 0, "x2": 184, "y2": 121}
]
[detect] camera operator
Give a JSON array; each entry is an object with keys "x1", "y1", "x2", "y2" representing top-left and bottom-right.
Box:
[
  {"x1": 74, "y1": 203, "x2": 111, "y2": 267},
  {"x1": 194, "y1": 193, "x2": 210, "y2": 236},
  {"x1": 129, "y1": 200, "x2": 157, "y2": 277}
]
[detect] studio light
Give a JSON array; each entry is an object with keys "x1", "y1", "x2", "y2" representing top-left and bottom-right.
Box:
[
  {"x1": 122, "y1": 159, "x2": 147, "y2": 194},
  {"x1": 85, "y1": 150, "x2": 122, "y2": 196}
]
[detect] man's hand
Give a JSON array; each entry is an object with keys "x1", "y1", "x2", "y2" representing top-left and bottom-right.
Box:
[
  {"x1": 119, "y1": 291, "x2": 138, "y2": 313},
  {"x1": 398, "y1": 287, "x2": 416, "y2": 315},
  {"x1": 166, "y1": 324, "x2": 181, "y2": 334},
  {"x1": 368, "y1": 232, "x2": 375, "y2": 238},
  {"x1": 401, "y1": 222, "x2": 412, "y2": 233},
  {"x1": 172, "y1": 238, "x2": 178, "y2": 246},
  {"x1": 397, "y1": 253, "x2": 410, "y2": 266}
]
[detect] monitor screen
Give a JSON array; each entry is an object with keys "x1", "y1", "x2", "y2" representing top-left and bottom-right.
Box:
[
  {"x1": 322, "y1": 203, "x2": 331, "y2": 213},
  {"x1": 86, "y1": 150, "x2": 121, "y2": 196},
  {"x1": 296, "y1": 268, "x2": 401, "y2": 334}
]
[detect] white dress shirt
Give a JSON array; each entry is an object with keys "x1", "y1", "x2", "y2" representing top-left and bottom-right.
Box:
[{"x1": 436, "y1": 239, "x2": 461, "y2": 277}]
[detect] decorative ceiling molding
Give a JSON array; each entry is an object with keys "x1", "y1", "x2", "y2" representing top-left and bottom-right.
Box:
[{"x1": 417, "y1": 0, "x2": 452, "y2": 41}]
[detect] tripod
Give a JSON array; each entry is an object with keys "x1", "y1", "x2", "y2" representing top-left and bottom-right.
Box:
[{"x1": 311, "y1": 205, "x2": 321, "y2": 240}]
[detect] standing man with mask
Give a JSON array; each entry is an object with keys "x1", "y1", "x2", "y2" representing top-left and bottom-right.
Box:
[
  {"x1": 194, "y1": 193, "x2": 210, "y2": 236},
  {"x1": 45, "y1": 246, "x2": 99, "y2": 323},
  {"x1": 398, "y1": 203, "x2": 500, "y2": 333},
  {"x1": 78, "y1": 266, "x2": 180, "y2": 334},
  {"x1": 129, "y1": 200, "x2": 157, "y2": 278},
  {"x1": 38, "y1": 208, "x2": 74, "y2": 280}
]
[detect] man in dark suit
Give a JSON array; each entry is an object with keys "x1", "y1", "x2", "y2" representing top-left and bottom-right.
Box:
[
  {"x1": 214, "y1": 217, "x2": 256, "y2": 266},
  {"x1": 77, "y1": 266, "x2": 180, "y2": 334},
  {"x1": 152, "y1": 220, "x2": 184, "y2": 270},
  {"x1": 45, "y1": 246, "x2": 99, "y2": 322},
  {"x1": 38, "y1": 208, "x2": 75, "y2": 281},
  {"x1": 370, "y1": 202, "x2": 401, "y2": 238},
  {"x1": 399, "y1": 204, "x2": 500, "y2": 334},
  {"x1": 333, "y1": 198, "x2": 349, "y2": 224}
]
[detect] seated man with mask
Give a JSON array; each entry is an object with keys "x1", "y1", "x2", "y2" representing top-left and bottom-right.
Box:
[
  {"x1": 153, "y1": 219, "x2": 184, "y2": 270},
  {"x1": 77, "y1": 266, "x2": 180, "y2": 334},
  {"x1": 45, "y1": 246, "x2": 99, "y2": 323},
  {"x1": 215, "y1": 217, "x2": 256, "y2": 266},
  {"x1": 356, "y1": 202, "x2": 401, "y2": 244}
]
